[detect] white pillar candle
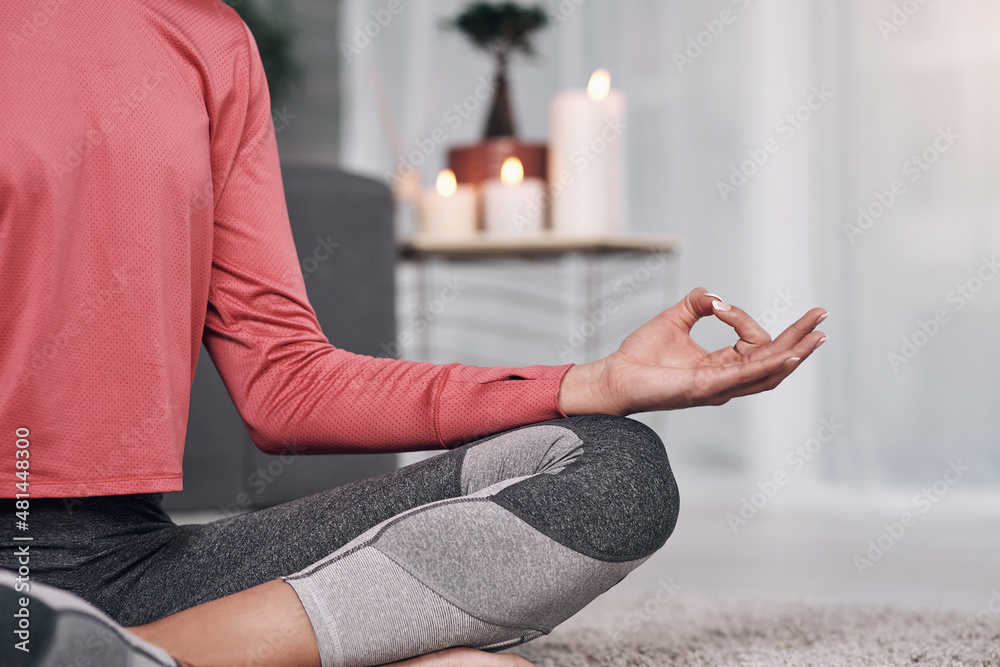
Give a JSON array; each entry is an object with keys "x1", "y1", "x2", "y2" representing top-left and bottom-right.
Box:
[
  {"x1": 483, "y1": 157, "x2": 546, "y2": 237},
  {"x1": 419, "y1": 169, "x2": 477, "y2": 237},
  {"x1": 548, "y1": 69, "x2": 627, "y2": 237}
]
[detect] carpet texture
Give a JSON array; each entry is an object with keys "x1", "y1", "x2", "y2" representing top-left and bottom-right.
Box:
[{"x1": 505, "y1": 591, "x2": 1000, "y2": 666}]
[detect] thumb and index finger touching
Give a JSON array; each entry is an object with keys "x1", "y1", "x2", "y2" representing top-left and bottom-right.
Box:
[
  {"x1": 672, "y1": 287, "x2": 774, "y2": 345},
  {"x1": 671, "y1": 286, "x2": 827, "y2": 362}
]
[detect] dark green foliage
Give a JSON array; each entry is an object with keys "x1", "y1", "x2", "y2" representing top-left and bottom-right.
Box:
[
  {"x1": 442, "y1": 3, "x2": 550, "y2": 137},
  {"x1": 443, "y1": 2, "x2": 549, "y2": 60},
  {"x1": 228, "y1": 0, "x2": 303, "y2": 108}
]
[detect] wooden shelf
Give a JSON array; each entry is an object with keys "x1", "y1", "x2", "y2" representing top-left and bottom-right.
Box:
[{"x1": 398, "y1": 233, "x2": 681, "y2": 259}]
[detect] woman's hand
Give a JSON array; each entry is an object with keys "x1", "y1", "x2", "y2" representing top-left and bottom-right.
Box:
[{"x1": 557, "y1": 287, "x2": 828, "y2": 416}]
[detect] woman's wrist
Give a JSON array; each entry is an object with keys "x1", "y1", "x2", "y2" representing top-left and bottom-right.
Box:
[{"x1": 557, "y1": 359, "x2": 616, "y2": 416}]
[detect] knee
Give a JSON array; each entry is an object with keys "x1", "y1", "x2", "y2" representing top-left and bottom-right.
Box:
[
  {"x1": 551, "y1": 414, "x2": 680, "y2": 561},
  {"x1": 512, "y1": 415, "x2": 680, "y2": 561}
]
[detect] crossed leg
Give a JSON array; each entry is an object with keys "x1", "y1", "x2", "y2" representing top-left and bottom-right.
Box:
[
  {"x1": 128, "y1": 579, "x2": 534, "y2": 667},
  {"x1": 4, "y1": 416, "x2": 679, "y2": 667}
]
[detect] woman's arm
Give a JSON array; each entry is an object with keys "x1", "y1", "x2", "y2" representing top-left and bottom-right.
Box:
[{"x1": 202, "y1": 21, "x2": 572, "y2": 456}]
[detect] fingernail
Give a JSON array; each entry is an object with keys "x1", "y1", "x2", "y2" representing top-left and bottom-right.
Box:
[
  {"x1": 817, "y1": 312, "x2": 830, "y2": 324},
  {"x1": 704, "y1": 292, "x2": 724, "y2": 301},
  {"x1": 814, "y1": 336, "x2": 828, "y2": 350},
  {"x1": 783, "y1": 357, "x2": 801, "y2": 366},
  {"x1": 712, "y1": 300, "x2": 732, "y2": 312}
]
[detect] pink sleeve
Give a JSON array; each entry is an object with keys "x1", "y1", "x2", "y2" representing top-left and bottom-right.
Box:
[{"x1": 202, "y1": 23, "x2": 573, "y2": 455}]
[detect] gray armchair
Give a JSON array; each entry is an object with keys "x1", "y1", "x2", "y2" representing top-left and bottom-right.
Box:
[{"x1": 161, "y1": 164, "x2": 398, "y2": 513}]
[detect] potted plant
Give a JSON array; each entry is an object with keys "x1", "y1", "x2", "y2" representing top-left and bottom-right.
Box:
[{"x1": 443, "y1": 2, "x2": 549, "y2": 138}]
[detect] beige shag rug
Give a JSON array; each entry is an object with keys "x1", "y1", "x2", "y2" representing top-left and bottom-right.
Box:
[{"x1": 505, "y1": 592, "x2": 1000, "y2": 666}]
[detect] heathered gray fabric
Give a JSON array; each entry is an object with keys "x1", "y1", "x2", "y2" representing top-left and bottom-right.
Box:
[
  {"x1": 284, "y1": 546, "x2": 542, "y2": 667},
  {"x1": 283, "y1": 416, "x2": 674, "y2": 665},
  {"x1": 459, "y1": 424, "x2": 585, "y2": 495},
  {"x1": 284, "y1": 476, "x2": 539, "y2": 666},
  {"x1": 490, "y1": 415, "x2": 680, "y2": 562},
  {"x1": 0, "y1": 446, "x2": 470, "y2": 626},
  {"x1": 373, "y1": 499, "x2": 647, "y2": 630},
  {"x1": 283, "y1": 474, "x2": 529, "y2": 582}
]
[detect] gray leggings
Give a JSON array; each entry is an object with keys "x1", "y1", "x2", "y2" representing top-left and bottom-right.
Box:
[{"x1": 0, "y1": 415, "x2": 679, "y2": 666}]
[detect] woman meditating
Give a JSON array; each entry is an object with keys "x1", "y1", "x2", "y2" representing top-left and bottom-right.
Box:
[{"x1": 0, "y1": 1, "x2": 827, "y2": 666}]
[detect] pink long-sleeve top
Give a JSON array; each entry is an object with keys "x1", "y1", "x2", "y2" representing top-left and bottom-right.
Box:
[{"x1": 0, "y1": 0, "x2": 573, "y2": 498}]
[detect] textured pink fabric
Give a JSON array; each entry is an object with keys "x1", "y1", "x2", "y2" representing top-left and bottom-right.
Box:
[{"x1": 0, "y1": 0, "x2": 572, "y2": 498}]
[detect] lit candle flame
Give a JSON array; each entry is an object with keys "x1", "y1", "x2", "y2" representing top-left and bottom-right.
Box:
[
  {"x1": 436, "y1": 169, "x2": 458, "y2": 197},
  {"x1": 587, "y1": 69, "x2": 611, "y2": 101},
  {"x1": 500, "y1": 157, "x2": 524, "y2": 186}
]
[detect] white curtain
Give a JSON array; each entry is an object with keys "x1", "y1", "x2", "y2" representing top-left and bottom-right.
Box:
[{"x1": 338, "y1": 0, "x2": 1000, "y2": 497}]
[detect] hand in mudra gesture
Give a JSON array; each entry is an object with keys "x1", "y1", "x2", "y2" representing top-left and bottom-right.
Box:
[{"x1": 558, "y1": 287, "x2": 829, "y2": 416}]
